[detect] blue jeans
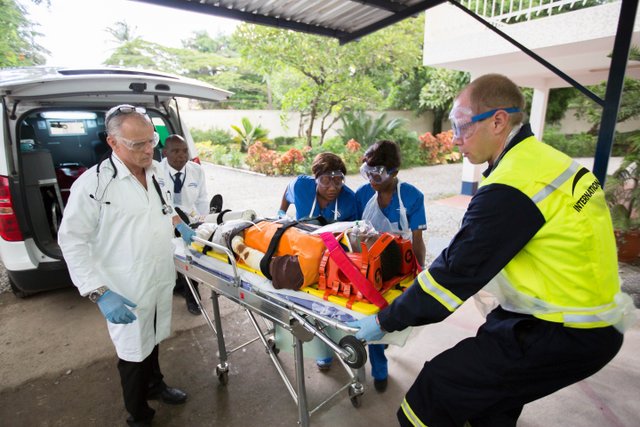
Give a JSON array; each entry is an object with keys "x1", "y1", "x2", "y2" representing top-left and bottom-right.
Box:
[{"x1": 369, "y1": 344, "x2": 388, "y2": 380}]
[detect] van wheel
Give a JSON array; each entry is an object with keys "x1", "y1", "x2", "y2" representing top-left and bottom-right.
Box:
[{"x1": 9, "y1": 279, "x2": 32, "y2": 298}]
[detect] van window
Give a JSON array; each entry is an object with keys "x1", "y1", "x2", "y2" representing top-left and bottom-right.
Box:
[{"x1": 48, "y1": 120, "x2": 87, "y2": 136}]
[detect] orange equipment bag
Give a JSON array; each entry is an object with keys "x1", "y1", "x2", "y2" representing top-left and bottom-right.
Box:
[
  {"x1": 243, "y1": 220, "x2": 326, "y2": 289},
  {"x1": 318, "y1": 232, "x2": 416, "y2": 308}
]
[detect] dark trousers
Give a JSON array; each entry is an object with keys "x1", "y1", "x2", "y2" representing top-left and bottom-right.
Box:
[
  {"x1": 398, "y1": 307, "x2": 623, "y2": 427},
  {"x1": 117, "y1": 345, "x2": 165, "y2": 422},
  {"x1": 174, "y1": 273, "x2": 200, "y2": 304}
]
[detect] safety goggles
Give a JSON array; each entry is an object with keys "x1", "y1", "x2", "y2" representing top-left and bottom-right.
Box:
[
  {"x1": 118, "y1": 132, "x2": 160, "y2": 152},
  {"x1": 360, "y1": 163, "x2": 397, "y2": 184},
  {"x1": 316, "y1": 171, "x2": 345, "y2": 188},
  {"x1": 449, "y1": 106, "x2": 521, "y2": 139}
]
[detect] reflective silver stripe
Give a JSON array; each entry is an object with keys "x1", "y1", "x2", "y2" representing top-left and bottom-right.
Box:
[
  {"x1": 418, "y1": 271, "x2": 463, "y2": 312},
  {"x1": 531, "y1": 161, "x2": 581, "y2": 204},
  {"x1": 400, "y1": 398, "x2": 428, "y2": 427},
  {"x1": 563, "y1": 313, "x2": 609, "y2": 324}
]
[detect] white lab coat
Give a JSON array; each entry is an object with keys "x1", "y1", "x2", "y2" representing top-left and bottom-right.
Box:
[
  {"x1": 58, "y1": 154, "x2": 176, "y2": 362},
  {"x1": 157, "y1": 159, "x2": 209, "y2": 218}
]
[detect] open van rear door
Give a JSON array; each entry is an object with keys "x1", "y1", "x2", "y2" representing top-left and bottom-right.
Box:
[{"x1": 0, "y1": 67, "x2": 232, "y2": 105}]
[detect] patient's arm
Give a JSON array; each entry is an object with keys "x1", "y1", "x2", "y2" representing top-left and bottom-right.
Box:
[{"x1": 231, "y1": 235, "x2": 265, "y2": 270}]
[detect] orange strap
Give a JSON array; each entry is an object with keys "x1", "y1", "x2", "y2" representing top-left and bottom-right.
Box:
[{"x1": 320, "y1": 232, "x2": 388, "y2": 309}]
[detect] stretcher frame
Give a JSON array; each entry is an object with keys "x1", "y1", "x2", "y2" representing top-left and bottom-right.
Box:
[{"x1": 175, "y1": 237, "x2": 369, "y2": 427}]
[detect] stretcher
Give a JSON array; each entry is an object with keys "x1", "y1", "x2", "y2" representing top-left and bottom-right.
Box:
[{"x1": 174, "y1": 235, "x2": 393, "y2": 427}]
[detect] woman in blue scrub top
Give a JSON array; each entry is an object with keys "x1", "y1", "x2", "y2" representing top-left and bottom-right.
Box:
[
  {"x1": 355, "y1": 140, "x2": 427, "y2": 393},
  {"x1": 279, "y1": 152, "x2": 357, "y2": 223},
  {"x1": 278, "y1": 152, "x2": 358, "y2": 370}
]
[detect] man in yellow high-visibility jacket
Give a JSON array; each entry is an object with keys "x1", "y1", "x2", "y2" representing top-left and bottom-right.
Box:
[{"x1": 349, "y1": 74, "x2": 635, "y2": 427}]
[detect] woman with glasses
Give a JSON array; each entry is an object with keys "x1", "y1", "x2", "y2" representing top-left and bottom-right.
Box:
[
  {"x1": 278, "y1": 152, "x2": 357, "y2": 224},
  {"x1": 355, "y1": 139, "x2": 427, "y2": 393},
  {"x1": 278, "y1": 152, "x2": 357, "y2": 370}
]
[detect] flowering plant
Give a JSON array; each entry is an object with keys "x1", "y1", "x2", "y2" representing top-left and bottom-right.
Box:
[
  {"x1": 246, "y1": 141, "x2": 279, "y2": 175},
  {"x1": 418, "y1": 130, "x2": 460, "y2": 165}
]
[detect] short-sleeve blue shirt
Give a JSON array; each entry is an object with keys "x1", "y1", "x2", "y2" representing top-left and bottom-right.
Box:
[
  {"x1": 285, "y1": 175, "x2": 357, "y2": 222},
  {"x1": 355, "y1": 182, "x2": 427, "y2": 231}
]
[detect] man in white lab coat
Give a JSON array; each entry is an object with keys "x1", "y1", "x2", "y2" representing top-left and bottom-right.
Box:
[
  {"x1": 58, "y1": 105, "x2": 196, "y2": 427},
  {"x1": 158, "y1": 134, "x2": 209, "y2": 314}
]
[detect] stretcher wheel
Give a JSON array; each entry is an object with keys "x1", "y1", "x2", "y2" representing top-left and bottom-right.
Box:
[
  {"x1": 216, "y1": 366, "x2": 229, "y2": 385},
  {"x1": 339, "y1": 335, "x2": 367, "y2": 369},
  {"x1": 348, "y1": 385, "x2": 364, "y2": 408}
]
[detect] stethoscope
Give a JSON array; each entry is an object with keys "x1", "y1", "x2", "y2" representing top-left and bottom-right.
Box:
[
  {"x1": 89, "y1": 155, "x2": 173, "y2": 216},
  {"x1": 308, "y1": 195, "x2": 340, "y2": 221}
]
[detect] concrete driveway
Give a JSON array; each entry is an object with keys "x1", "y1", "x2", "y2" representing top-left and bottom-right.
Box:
[{"x1": 1, "y1": 161, "x2": 638, "y2": 427}]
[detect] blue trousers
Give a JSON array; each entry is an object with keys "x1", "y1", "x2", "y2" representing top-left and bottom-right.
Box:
[{"x1": 368, "y1": 343, "x2": 387, "y2": 380}]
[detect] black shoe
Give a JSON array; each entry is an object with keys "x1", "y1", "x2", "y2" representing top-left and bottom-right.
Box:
[
  {"x1": 148, "y1": 386, "x2": 187, "y2": 405},
  {"x1": 126, "y1": 416, "x2": 153, "y2": 426},
  {"x1": 187, "y1": 300, "x2": 201, "y2": 315},
  {"x1": 374, "y1": 378, "x2": 388, "y2": 393},
  {"x1": 210, "y1": 194, "x2": 223, "y2": 214}
]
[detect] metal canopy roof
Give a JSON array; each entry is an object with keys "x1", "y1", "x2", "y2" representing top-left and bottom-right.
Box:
[{"x1": 132, "y1": 0, "x2": 445, "y2": 44}]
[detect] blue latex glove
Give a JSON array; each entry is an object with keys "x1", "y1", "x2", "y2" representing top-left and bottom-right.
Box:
[
  {"x1": 175, "y1": 222, "x2": 196, "y2": 243},
  {"x1": 97, "y1": 290, "x2": 137, "y2": 324},
  {"x1": 277, "y1": 209, "x2": 288, "y2": 219},
  {"x1": 347, "y1": 315, "x2": 386, "y2": 342}
]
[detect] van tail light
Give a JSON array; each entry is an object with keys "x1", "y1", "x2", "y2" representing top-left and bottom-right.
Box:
[
  {"x1": 0, "y1": 176, "x2": 24, "y2": 241},
  {"x1": 191, "y1": 157, "x2": 201, "y2": 165}
]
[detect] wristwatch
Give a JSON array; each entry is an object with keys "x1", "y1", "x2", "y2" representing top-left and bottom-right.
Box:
[{"x1": 87, "y1": 286, "x2": 109, "y2": 303}]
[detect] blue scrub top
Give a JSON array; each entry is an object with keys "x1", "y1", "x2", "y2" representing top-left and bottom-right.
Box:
[
  {"x1": 285, "y1": 175, "x2": 357, "y2": 222},
  {"x1": 355, "y1": 182, "x2": 427, "y2": 231}
]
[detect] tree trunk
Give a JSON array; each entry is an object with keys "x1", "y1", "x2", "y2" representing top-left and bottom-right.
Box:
[
  {"x1": 432, "y1": 109, "x2": 444, "y2": 134},
  {"x1": 265, "y1": 75, "x2": 273, "y2": 110},
  {"x1": 306, "y1": 99, "x2": 318, "y2": 147}
]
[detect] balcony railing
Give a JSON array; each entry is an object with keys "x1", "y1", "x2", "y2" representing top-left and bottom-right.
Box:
[{"x1": 456, "y1": 0, "x2": 617, "y2": 24}]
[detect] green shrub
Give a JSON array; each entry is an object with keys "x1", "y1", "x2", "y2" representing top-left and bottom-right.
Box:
[
  {"x1": 196, "y1": 143, "x2": 228, "y2": 164},
  {"x1": 543, "y1": 127, "x2": 597, "y2": 157},
  {"x1": 273, "y1": 136, "x2": 300, "y2": 147},
  {"x1": 338, "y1": 111, "x2": 406, "y2": 148},
  {"x1": 223, "y1": 149, "x2": 244, "y2": 168},
  {"x1": 191, "y1": 128, "x2": 234, "y2": 145},
  {"x1": 382, "y1": 127, "x2": 422, "y2": 167},
  {"x1": 321, "y1": 136, "x2": 347, "y2": 155}
]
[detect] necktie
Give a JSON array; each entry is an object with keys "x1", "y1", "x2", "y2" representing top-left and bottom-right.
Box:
[{"x1": 173, "y1": 171, "x2": 183, "y2": 194}]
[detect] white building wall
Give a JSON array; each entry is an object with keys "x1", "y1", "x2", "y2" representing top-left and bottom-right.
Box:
[
  {"x1": 181, "y1": 109, "x2": 435, "y2": 138},
  {"x1": 181, "y1": 108, "x2": 638, "y2": 138}
]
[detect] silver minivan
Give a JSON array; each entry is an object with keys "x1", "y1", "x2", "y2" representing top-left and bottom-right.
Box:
[{"x1": 0, "y1": 67, "x2": 230, "y2": 296}]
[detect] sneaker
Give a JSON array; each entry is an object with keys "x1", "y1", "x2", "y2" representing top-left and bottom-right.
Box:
[
  {"x1": 316, "y1": 357, "x2": 333, "y2": 371},
  {"x1": 209, "y1": 194, "x2": 223, "y2": 214}
]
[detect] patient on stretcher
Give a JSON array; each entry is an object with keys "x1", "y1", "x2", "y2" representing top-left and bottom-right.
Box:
[{"x1": 191, "y1": 212, "x2": 417, "y2": 305}]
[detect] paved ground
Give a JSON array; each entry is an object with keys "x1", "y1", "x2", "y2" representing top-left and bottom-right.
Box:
[{"x1": 1, "y1": 160, "x2": 639, "y2": 427}]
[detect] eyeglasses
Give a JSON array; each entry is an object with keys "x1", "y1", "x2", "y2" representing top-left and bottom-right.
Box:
[
  {"x1": 449, "y1": 107, "x2": 521, "y2": 139},
  {"x1": 118, "y1": 132, "x2": 160, "y2": 152},
  {"x1": 316, "y1": 171, "x2": 345, "y2": 188},
  {"x1": 360, "y1": 163, "x2": 397, "y2": 184}
]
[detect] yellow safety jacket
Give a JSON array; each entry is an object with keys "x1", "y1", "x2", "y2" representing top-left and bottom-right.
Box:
[{"x1": 482, "y1": 136, "x2": 634, "y2": 331}]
